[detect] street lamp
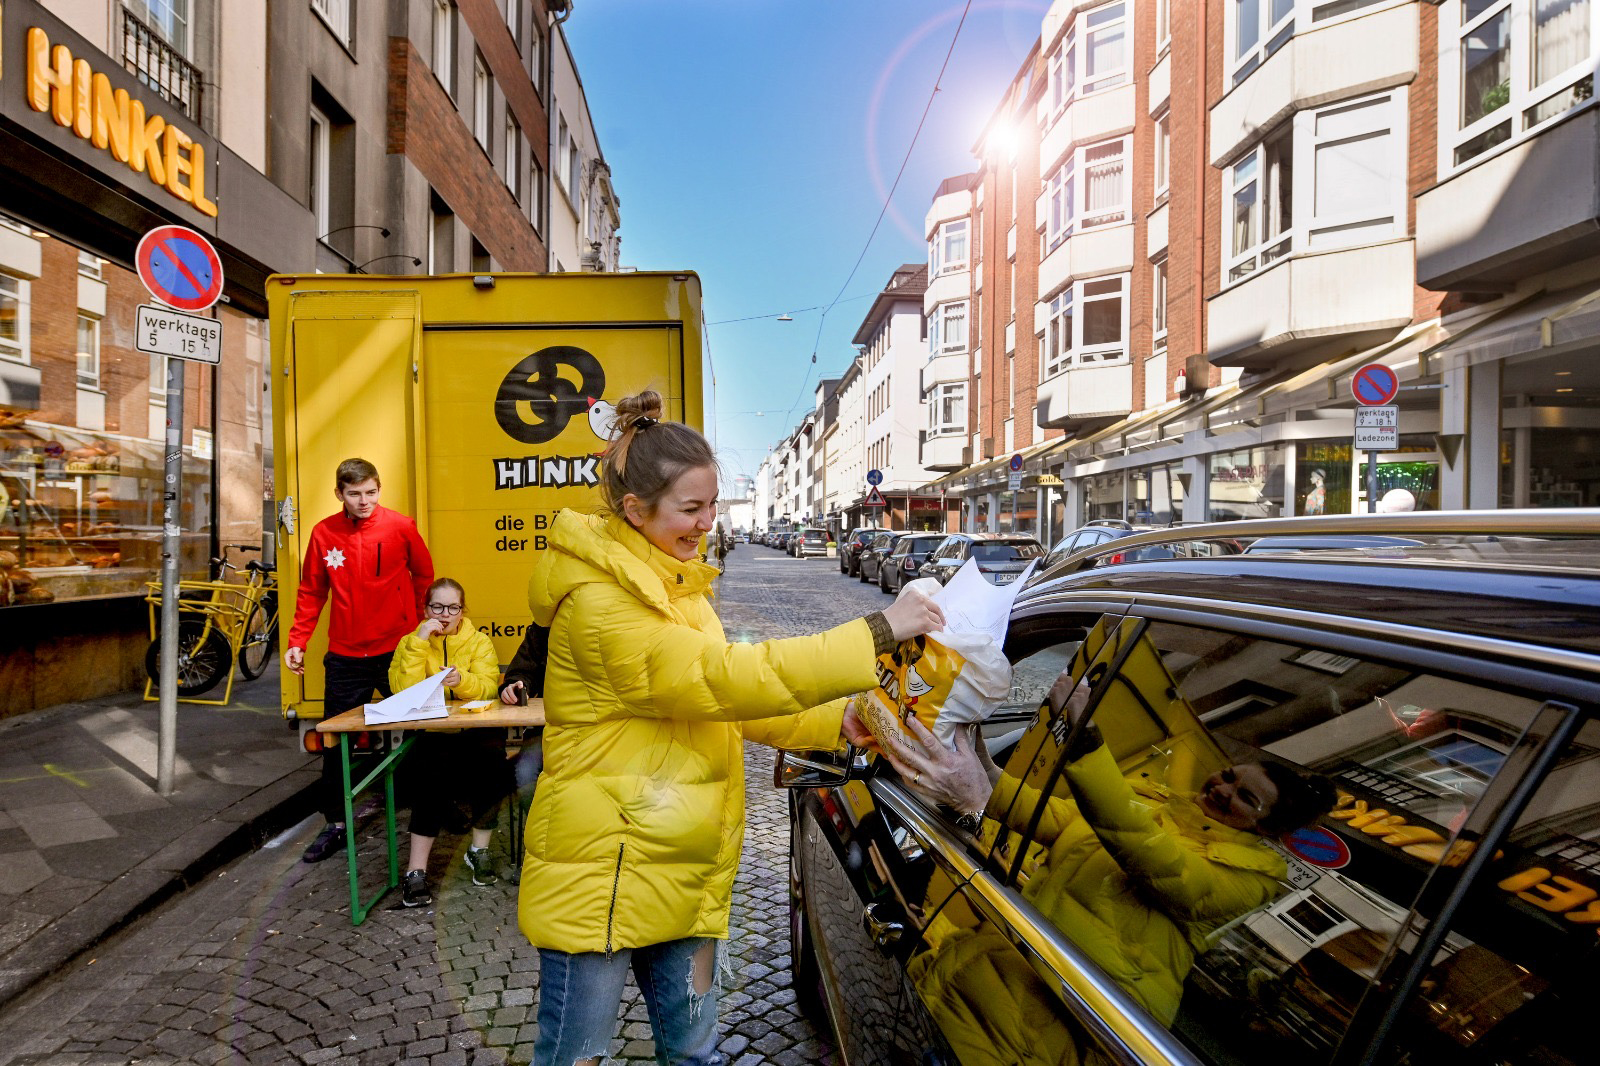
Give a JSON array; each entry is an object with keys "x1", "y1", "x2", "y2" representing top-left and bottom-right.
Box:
[
  {"x1": 318, "y1": 224, "x2": 392, "y2": 242},
  {"x1": 354, "y1": 255, "x2": 422, "y2": 273}
]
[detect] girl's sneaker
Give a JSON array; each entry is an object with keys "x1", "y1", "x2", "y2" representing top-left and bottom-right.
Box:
[
  {"x1": 464, "y1": 847, "x2": 499, "y2": 886},
  {"x1": 402, "y1": 869, "x2": 432, "y2": 907}
]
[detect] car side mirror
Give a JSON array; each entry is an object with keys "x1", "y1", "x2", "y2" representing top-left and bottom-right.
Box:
[{"x1": 774, "y1": 746, "x2": 873, "y2": 789}]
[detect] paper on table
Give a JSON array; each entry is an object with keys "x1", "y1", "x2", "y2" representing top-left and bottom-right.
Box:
[
  {"x1": 364, "y1": 668, "x2": 452, "y2": 725},
  {"x1": 459, "y1": 700, "x2": 494, "y2": 711}
]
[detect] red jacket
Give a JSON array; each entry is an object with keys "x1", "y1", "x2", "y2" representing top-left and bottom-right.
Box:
[{"x1": 288, "y1": 504, "x2": 434, "y2": 658}]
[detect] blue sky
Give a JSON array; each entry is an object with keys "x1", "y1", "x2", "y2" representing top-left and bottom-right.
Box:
[{"x1": 565, "y1": 1, "x2": 1048, "y2": 492}]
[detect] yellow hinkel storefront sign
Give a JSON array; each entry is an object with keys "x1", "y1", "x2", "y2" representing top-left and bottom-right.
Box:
[{"x1": 24, "y1": 26, "x2": 217, "y2": 217}]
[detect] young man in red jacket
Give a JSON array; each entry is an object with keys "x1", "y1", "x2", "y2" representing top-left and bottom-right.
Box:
[{"x1": 285, "y1": 458, "x2": 434, "y2": 862}]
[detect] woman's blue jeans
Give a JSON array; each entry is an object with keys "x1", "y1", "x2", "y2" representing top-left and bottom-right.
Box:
[{"x1": 534, "y1": 937, "x2": 724, "y2": 1066}]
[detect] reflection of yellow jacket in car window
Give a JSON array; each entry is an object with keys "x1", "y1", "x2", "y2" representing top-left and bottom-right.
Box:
[{"x1": 912, "y1": 745, "x2": 1286, "y2": 1063}]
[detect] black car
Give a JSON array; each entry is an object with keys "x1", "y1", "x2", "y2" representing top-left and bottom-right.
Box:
[
  {"x1": 855, "y1": 531, "x2": 905, "y2": 586},
  {"x1": 840, "y1": 526, "x2": 885, "y2": 575},
  {"x1": 877, "y1": 532, "x2": 947, "y2": 594},
  {"x1": 1046, "y1": 519, "x2": 1245, "y2": 571},
  {"x1": 779, "y1": 510, "x2": 1600, "y2": 1066},
  {"x1": 919, "y1": 533, "x2": 1044, "y2": 585}
]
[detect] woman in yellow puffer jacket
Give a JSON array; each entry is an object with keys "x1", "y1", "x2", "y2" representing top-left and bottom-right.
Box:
[
  {"x1": 388, "y1": 577, "x2": 507, "y2": 909},
  {"x1": 519, "y1": 390, "x2": 947, "y2": 1066}
]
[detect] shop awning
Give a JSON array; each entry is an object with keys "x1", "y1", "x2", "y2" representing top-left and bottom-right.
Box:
[{"x1": 1419, "y1": 283, "x2": 1600, "y2": 365}]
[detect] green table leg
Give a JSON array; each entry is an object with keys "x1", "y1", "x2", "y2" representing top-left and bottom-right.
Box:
[{"x1": 339, "y1": 733, "x2": 416, "y2": 926}]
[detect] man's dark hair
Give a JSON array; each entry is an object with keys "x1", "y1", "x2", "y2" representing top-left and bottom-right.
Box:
[
  {"x1": 336, "y1": 458, "x2": 380, "y2": 489},
  {"x1": 1257, "y1": 763, "x2": 1338, "y2": 834}
]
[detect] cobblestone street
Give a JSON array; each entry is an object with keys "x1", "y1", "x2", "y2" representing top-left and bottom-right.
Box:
[{"x1": 0, "y1": 544, "x2": 895, "y2": 1066}]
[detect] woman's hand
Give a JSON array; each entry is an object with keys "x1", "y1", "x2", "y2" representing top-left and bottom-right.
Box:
[
  {"x1": 500, "y1": 680, "x2": 526, "y2": 705},
  {"x1": 881, "y1": 717, "x2": 993, "y2": 816},
  {"x1": 443, "y1": 667, "x2": 463, "y2": 688},
  {"x1": 416, "y1": 618, "x2": 444, "y2": 640},
  {"x1": 840, "y1": 698, "x2": 874, "y2": 748},
  {"x1": 882, "y1": 585, "x2": 946, "y2": 642}
]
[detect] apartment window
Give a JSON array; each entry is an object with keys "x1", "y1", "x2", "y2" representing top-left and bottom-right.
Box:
[
  {"x1": 308, "y1": 105, "x2": 331, "y2": 239},
  {"x1": 428, "y1": 195, "x2": 453, "y2": 273},
  {"x1": 1153, "y1": 257, "x2": 1168, "y2": 350},
  {"x1": 124, "y1": 0, "x2": 190, "y2": 57},
  {"x1": 505, "y1": 0, "x2": 521, "y2": 51},
  {"x1": 929, "y1": 382, "x2": 966, "y2": 436},
  {"x1": 1232, "y1": 0, "x2": 1295, "y2": 86},
  {"x1": 1043, "y1": 274, "x2": 1129, "y2": 376},
  {"x1": 529, "y1": 26, "x2": 543, "y2": 91},
  {"x1": 1046, "y1": 1, "x2": 1127, "y2": 117},
  {"x1": 929, "y1": 218, "x2": 969, "y2": 276},
  {"x1": 928, "y1": 301, "x2": 968, "y2": 356},
  {"x1": 433, "y1": 0, "x2": 456, "y2": 96},
  {"x1": 1046, "y1": 158, "x2": 1075, "y2": 250},
  {"x1": 1157, "y1": 0, "x2": 1172, "y2": 50},
  {"x1": 0, "y1": 275, "x2": 29, "y2": 362},
  {"x1": 1082, "y1": 138, "x2": 1129, "y2": 228},
  {"x1": 1226, "y1": 91, "x2": 1405, "y2": 284},
  {"x1": 1449, "y1": 0, "x2": 1597, "y2": 168},
  {"x1": 506, "y1": 115, "x2": 522, "y2": 200},
  {"x1": 473, "y1": 55, "x2": 492, "y2": 152},
  {"x1": 77, "y1": 316, "x2": 100, "y2": 387},
  {"x1": 1154, "y1": 110, "x2": 1171, "y2": 197},
  {"x1": 470, "y1": 236, "x2": 491, "y2": 273},
  {"x1": 78, "y1": 252, "x2": 103, "y2": 280},
  {"x1": 529, "y1": 158, "x2": 545, "y2": 231},
  {"x1": 556, "y1": 114, "x2": 572, "y2": 192},
  {"x1": 568, "y1": 140, "x2": 581, "y2": 200},
  {"x1": 311, "y1": 0, "x2": 351, "y2": 44}
]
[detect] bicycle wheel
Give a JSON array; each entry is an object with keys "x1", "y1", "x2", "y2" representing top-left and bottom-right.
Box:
[
  {"x1": 146, "y1": 619, "x2": 233, "y2": 696},
  {"x1": 237, "y1": 593, "x2": 278, "y2": 680}
]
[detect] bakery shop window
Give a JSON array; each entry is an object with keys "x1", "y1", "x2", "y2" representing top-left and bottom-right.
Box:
[{"x1": 0, "y1": 234, "x2": 213, "y2": 607}]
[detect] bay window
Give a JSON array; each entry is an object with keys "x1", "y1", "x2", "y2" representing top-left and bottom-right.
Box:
[
  {"x1": 1225, "y1": 91, "x2": 1404, "y2": 285},
  {"x1": 929, "y1": 218, "x2": 969, "y2": 276},
  {"x1": 1229, "y1": 0, "x2": 1394, "y2": 89},
  {"x1": 1045, "y1": 1, "x2": 1126, "y2": 118},
  {"x1": 929, "y1": 383, "x2": 967, "y2": 436},
  {"x1": 1045, "y1": 135, "x2": 1128, "y2": 253},
  {"x1": 1043, "y1": 274, "x2": 1129, "y2": 376},
  {"x1": 928, "y1": 301, "x2": 968, "y2": 356},
  {"x1": 1449, "y1": 0, "x2": 1597, "y2": 168}
]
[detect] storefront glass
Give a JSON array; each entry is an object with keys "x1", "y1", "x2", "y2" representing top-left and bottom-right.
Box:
[
  {"x1": 1129, "y1": 461, "x2": 1182, "y2": 525},
  {"x1": 1084, "y1": 471, "x2": 1125, "y2": 521},
  {"x1": 1297, "y1": 441, "x2": 1353, "y2": 516},
  {"x1": 1501, "y1": 427, "x2": 1599, "y2": 507},
  {"x1": 0, "y1": 227, "x2": 214, "y2": 606},
  {"x1": 1208, "y1": 445, "x2": 1284, "y2": 521},
  {"x1": 995, "y1": 490, "x2": 1038, "y2": 534}
]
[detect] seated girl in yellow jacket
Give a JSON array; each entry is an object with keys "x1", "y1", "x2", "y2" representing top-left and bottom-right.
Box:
[{"x1": 388, "y1": 577, "x2": 508, "y2": 908}]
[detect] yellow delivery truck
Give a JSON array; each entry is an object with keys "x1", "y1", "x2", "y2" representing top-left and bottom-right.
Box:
[{"x1": 268, "y1": 271, "x2": 705, "y2": 733}]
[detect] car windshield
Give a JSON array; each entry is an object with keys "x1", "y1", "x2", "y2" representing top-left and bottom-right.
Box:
[{"x1": 972, "y1": 542, "x2": 1042, "y2": 562}]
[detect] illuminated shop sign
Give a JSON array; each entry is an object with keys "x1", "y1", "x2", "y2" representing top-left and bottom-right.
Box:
[{"x1": 23, "y1": 26, "x2": 216, "y2": 217}]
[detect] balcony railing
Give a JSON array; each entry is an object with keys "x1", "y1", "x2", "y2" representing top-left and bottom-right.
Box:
[{"x1": 121, "y1": 8, "x2": 202, "y2": 122}]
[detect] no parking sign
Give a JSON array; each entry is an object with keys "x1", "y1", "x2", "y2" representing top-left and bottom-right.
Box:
[{"x1": 136, "y1": 225, "x2": 224, "y2": 312}]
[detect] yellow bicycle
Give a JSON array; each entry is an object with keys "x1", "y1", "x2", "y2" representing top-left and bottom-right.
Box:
[{"x1": 143, "y1": 545, "x2": 279, "y2": 705}]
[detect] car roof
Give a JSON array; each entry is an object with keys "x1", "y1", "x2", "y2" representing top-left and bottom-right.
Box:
[{"x1": 1020, "y1": 511, "x2": 1600, "y2": 659}]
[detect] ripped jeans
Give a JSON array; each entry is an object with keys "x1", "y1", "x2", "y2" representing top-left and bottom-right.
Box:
[{"x1": 534, "y1": 937, "x2": 725, "y2": 1066}]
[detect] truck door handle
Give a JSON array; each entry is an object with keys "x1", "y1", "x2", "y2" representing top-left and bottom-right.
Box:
[{"x1": 863, "y1": 903, "x2": 904, "y2": 949}]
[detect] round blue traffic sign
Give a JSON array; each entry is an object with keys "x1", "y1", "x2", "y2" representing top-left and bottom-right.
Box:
[
  {"x1": 866, "y1": 469, "x2": 883, "y2": 486},
  {"x1": 1009, "y1": 453, "x2": 1024, "y2": 472},
  {"x1": 136, "y1": 225, "x2": 224, "y2": 312},
  {"x1": 1283, "y1": 826, "x2": 1351, "y2": 869},
  {"x1": 1351, "y1": 363, "x2": 1399, "y2": 406}
]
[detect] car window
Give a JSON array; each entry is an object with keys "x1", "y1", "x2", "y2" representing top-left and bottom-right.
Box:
[
  {"x1": 911, "y1": 536, "x2": 945, "y2": 553},
  {"x1": 971, "y1": 542, "x2": 1043, "y2": 563}
]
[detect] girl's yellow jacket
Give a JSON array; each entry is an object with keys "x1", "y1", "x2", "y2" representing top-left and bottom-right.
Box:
[
  {"x1": 387, "y1": 616, "x2": 500, "y2": 701},
  {"x1": 519, "y1": 509, "x2": 878, "y2": 954}
]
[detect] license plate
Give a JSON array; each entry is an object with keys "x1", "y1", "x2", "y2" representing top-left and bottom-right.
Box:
[{"x1": 995, "y1": 573, "x2": 1017, "y2": 584}]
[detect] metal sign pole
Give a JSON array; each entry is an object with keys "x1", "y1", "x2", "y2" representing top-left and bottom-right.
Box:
[
  {"x1": 1367, "y1": 450, "x2": 1378, "y2": 514},
  {"x1": 157, "y1": 360, "x2": 184, "y2": 795}
]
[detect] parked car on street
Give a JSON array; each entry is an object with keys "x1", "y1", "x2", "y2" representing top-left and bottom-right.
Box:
[
  {"x1": 854, "y1": 531, "x2": 904, "y2": 586},
  {"x1": 839, "y1": 526, "x2": 883, "y2": 575},
  {"x1": 794, "y1": 527, "x2": 830, "y2": 558},
  {"x1": 779, "y1": 510, "x2": 1600, "y2": 1066},
  {"x1": 919, "y1": 532, "x2": 1044, "y2": 585},
  {"x1": 877, "y1": 532, "x2": 947, "y2": 594},
  {"x1": 1045, "y1": 518, "x2": 1245, "y2": 571}
]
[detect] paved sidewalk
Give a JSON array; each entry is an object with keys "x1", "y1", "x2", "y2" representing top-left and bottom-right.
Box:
[{"x1": 0, "y1": 672, "x2": 317, "y2": 1010}]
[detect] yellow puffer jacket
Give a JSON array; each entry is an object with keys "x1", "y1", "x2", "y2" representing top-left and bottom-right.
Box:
[
  {"x1": 912, "y1": 744, "x2": 1286, "y2": 1052},
  {"x1": 388, "y1": 618, "x2": 500, "y2": 702},
  {"x1": 519, "y1": 509, "x2": 878, "y2": 954}
]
